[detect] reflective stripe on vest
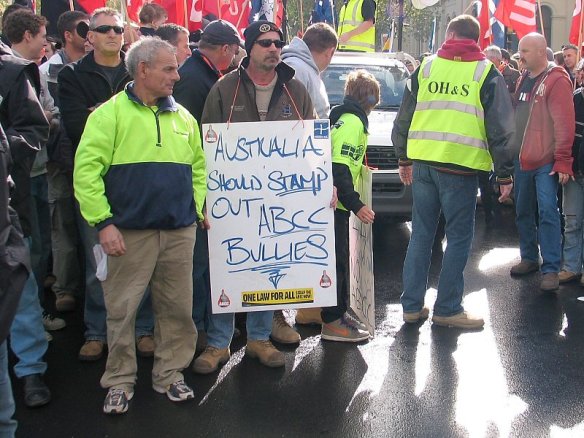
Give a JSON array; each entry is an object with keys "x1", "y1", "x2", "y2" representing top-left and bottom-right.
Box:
[
  {"x1": 338, "y1": 0, "x2": 375, "y2": 52},
  {"x1": 407, "y1": 56, "x2": 493, "y2": 172}
]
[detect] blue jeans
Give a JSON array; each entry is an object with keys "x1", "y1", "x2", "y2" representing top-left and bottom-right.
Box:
[
  {"x1": 192, "y1": 226, "x2": 210, "y2": 331},
  {"x1": 401, "y1": 163, "x2": 477, "y2": 317},
  {"x1": 0, "y1": 342, "x2": 16, "y2": 438},
  {"x1": 29, "y1": 174, "x2": 52, "y2": 304},
  {"x1": 514, "y1": 160, "x2": 561, "y2": 273},
  {"x1": 76, "y1": 209, "x2": 154, "y2": 341},
  {"x1": 9, "y1": 239, "x2": 48, "y2": 378},
  {"x1": 207, "y1": 310, "x2": 273, "y2": 349},
  {"x1": 562, "y1": 175, "x2": 584, "y2": 273}
]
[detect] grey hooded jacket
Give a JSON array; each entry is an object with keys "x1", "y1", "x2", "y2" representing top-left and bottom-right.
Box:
[{"x1": 281, "y1": 37, "x2": 330, "y2": 118}]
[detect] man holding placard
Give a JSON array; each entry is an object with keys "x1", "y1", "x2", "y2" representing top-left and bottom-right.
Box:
[{"x1": 199, "y1": 20, "x2": 314, "y2": 371}]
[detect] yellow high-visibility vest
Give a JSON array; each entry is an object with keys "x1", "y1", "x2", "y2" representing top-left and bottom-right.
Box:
[
  {"x1": 338, "y1": 0, "x2": 375, "y2": 52},
  {"x1": 407, "y1": 55, "x2": 494, "y2": 171}
]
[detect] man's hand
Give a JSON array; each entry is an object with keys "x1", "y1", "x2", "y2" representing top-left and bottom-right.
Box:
[
  {"x1": 399, "y1": 165, "x2": 413, "y2": 185},
  {"x1": 198, "y1": 216, "x2": 211, "y2": 230},
  {"x1": 356, "y1": 205, "x2": 375, "y2": 224},
  {"x1": 330, "y1": 186, "x2": 338, "y2": 209},
  {"x1": 549, "y1": 170, "x2": 571, "y2": 185},
  {"x1": 99, "y1": 224, "x2": 126, "y2": 257},
  {"x1": 338, "y1": 32, "x2": 351, "y2": 44},
  {"x1": 498, "y1": 183, "x2": 513, "y2": 203}
]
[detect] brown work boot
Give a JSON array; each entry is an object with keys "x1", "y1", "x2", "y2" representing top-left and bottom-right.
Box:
[
  {"x1": 246, "y1": 340, "x2": 285, "y2": 367},
  {"x1": 510, "y1": 260, "x2": 539, "y2": 276},
  {"x1": 540, "y1": 272, "x2": 559, "y2": 291},
  {"x1": 192, "y1": 346, "x2": 230, "y2": 374},
  {"x1": 403, "y1": 307, "x2": 430, "y2": 323},
  {"x1": 55, "y1": 294, "x2": 76, "y2": 312},
  {"x1": 136, "y1": 335, "x2": 155, "y2": 357},
  {"x1": 295, "y1": 308, "x2": 323, "y2": 325},
  {"x1": 558, "y1": 270, "x2": 579, "y2": 284},
  {"x1": 79, "y1": 340, "x2": 105, "y2": 361},
  {"x1": 271, "y1": 310, "x2": 300, "y2": 344},
  {"x1": 432, "y1": 311, "x2": 484, "y2": 329},
  {"x1": 196, "y1": 330, "x2": 208, "y2": 353}
]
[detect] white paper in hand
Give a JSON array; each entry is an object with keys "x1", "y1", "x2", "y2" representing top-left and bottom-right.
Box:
[{"x1": 93, "y1": 244, "x2": 108, "y2": 281}]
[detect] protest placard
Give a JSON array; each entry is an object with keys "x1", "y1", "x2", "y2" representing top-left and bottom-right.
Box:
[
  {"x1": 202, "y1": 120, "x2": 337, "y2": 313},
  {"x1": 349, "y1": 166, "x2": 375, "y2": 335}
]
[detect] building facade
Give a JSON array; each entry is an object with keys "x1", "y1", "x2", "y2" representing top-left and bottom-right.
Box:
[{"x1": 400, "y1": 0, "x2": 575, "y2": 57}]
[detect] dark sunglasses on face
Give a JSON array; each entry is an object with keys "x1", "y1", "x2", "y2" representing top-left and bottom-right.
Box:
[
  {"x1": 255, "y1": 39, "x2": 285, "y2": 49},
  {"x1": 91, "y1": 25, "x2": 124, "y2": 35}
]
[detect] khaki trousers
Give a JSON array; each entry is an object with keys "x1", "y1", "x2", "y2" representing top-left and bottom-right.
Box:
[{"x1": 100, "y1": 226, "x2": 197, "y2": 391}]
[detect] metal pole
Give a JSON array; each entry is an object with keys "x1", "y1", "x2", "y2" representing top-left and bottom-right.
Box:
[{"x1": 397, "y1": 0, "x2": 404, "y2": 51}]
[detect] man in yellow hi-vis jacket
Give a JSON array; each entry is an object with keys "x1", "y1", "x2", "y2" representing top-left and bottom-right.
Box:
[{"x1": 391, "y1": 14, "x2": 514, "y2": 330}]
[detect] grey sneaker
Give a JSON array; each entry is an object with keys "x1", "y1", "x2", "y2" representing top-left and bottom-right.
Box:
[
  {"x1": 321, "y1": 315, "x2": 370, "y2": 342},
  {"x1": 153, "y1": 380, "x2": 194, "y2": 402},
  {"x1": 344, "y1": 312, "x2": 368, "y2": 331},
  {"x1": 540, "y1": 272, "x2": 559, "y2": 291},
  {"x1": 42, "y1": 312, "x2": 66, "y2": 331},
  {"x1": 103, "y1": 388, "x2": 133, "y2": 415},
  {"x1": 510, "y1": 260, "x2": 539, "y2": 276}
]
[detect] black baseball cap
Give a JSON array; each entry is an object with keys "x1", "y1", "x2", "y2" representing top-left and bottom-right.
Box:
[{"x1": 201, "y1": 20, "x2": 244, "y2": 48}]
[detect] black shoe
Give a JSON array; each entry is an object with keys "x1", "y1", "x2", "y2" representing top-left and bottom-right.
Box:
[{"x1": 22, "y1": 374, "x2": 51, "y2": 408}]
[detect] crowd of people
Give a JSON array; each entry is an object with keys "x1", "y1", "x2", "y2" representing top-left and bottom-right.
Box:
[{"x1": 0, "y1": 1, "x2": 581, "y2": 435}]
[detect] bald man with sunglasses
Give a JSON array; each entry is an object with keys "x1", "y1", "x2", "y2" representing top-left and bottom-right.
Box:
[{"x1": 58, "y1": 7, "x2": 155, "y2": 362}]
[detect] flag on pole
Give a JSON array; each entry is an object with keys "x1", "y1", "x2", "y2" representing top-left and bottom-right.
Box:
[
  {"x1": 479, "y1": 0, "x2": 491, "y2": 49},
  {"x1": 41, "y1": 0, "x2": 106, "y2": 37},
  {"x1": 76, "y1": 0, "x2": 106, "y2": 13},
  {"x1": 411, "y1": 0, "x2": 439, "y2": 9},
  {"x1": 490, "y1": 0, "x2": 506, "y2": 48},
  {"x1": 203, "y1": 0, "x2": 251, "y2": 36},
  {"x1": 494, "y1": 0, "x2": 536, "y2": 39},
  {"x1": 249, "y1": 0, "x2": 284, "y2": 27},
  {"x1": 570, "y1": 0, "x2": 582, "y2": 45},
  {"x1": 429, "y1": 16, "x2": 437, "y2": 52},
  {"x1": 127, "y1": 0, "x2": 146, "y2": 22}
]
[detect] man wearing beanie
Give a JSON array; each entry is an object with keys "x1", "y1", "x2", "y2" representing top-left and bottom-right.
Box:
[
  {"x1": 200, "y1": 20, "x2": 314, "y2": 370},
  {"x1": 173, "y1": 19, "x2": 243, "y2": 368}
]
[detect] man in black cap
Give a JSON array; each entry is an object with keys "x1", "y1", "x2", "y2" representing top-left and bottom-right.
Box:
[
  {"x1": 198, "y1": 20, "x2": 314, "y2": 372},
  {"x1": 173, "y1": 20, "x2": 244, "y2": 369},
  {"x1": 174, "y1": 20, "x2": 243, "y2": 123}
]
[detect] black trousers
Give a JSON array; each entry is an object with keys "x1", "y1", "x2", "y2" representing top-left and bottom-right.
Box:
[{"x1": 321, "y1": 209, "x2": 350, "y2": 323}]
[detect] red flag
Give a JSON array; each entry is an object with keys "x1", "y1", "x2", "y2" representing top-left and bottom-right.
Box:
[
  {"x1": 479, "y1": 0, "x2": 492, "y2": 49},
  {"x1": 127, "y1": 0, "x2": 146, "y2": 22},
  {"x1": 155, "y1": 0, "x2": 202, "y2": 31},
  {"x1": 203, "y1": 0, "x2": 251, "y2": 36},
  {"x1": 76, "y1": 0, "x2": 106, "y2": 14},
  {"x1": 570, "y1": 0, "x2": 582, "y2": 45},
  {"x1": 494, "y1": 0, "x2": 536, "y2": 39},
  {"x1": 189, "y1": 0, "x2": 203, "y2": 30}
]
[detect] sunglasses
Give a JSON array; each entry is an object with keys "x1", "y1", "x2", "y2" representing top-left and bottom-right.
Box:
[
  {"x1": 91, "y1": 25, "x2": 124, "y2": 35},
  {"x1": 255, "y1": 39, "x2": 285, "y2": 49}
]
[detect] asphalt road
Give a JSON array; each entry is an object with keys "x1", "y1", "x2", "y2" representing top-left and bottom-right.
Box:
[{"x1": 10, "y1": 205, "x2": 584, "y2": 437}]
